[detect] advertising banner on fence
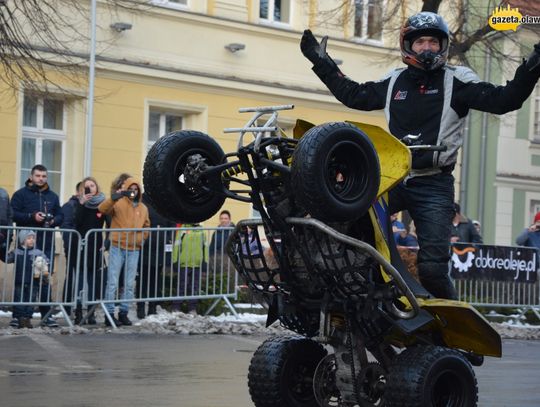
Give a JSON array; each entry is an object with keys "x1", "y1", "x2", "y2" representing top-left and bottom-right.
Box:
[{"x1": 450, "y1": 244, "x2": 538, "y2": 283}]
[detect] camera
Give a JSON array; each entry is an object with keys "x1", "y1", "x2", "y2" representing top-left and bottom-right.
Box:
[
  {"x1": 40, "y1": 212, "x2": 54, "y2": 227},
  {"x1": 84, "y1": 186, "x2": 91, "y2": 194},
  {"x1": 121, "y1": 190, "x2": 136, "y2": 199}
]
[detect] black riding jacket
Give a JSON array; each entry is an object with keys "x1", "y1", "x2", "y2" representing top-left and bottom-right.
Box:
[{"x1": 312, "y1": 59, "x2": 540, "y2": 174}]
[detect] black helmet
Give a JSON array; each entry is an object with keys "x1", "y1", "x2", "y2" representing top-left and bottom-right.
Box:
[{"x1": 400, "y1": 12, "x2": 449, "y2": 71}]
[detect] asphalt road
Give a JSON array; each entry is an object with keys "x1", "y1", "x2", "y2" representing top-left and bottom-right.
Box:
[{"x1": 0, "y1": 333, "x2": 538, "y2": 407}]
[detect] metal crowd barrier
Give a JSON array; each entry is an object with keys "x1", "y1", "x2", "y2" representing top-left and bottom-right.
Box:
[
  {"x1": 0, "y1": 226, "x2": 82, "y2": 328},
  {"x1": 2, "y1": 223, "x2": 539, "y2": 328},
  {"x1": 454, "y1": 278, "x2": 540, "y2": 321},
  {"x1": 450, "y1": 242, "x2": 540, "y2": 321},
  {"x1": 1, "y1": 225, "x2": 238, "y2": 329},
  {"x1": 82, "y1": 226, "x2": 238, "y2": 328}
]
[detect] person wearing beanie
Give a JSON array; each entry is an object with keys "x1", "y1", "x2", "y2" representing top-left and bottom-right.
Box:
[
  {"x1": 301, "y1": 11, "x2": 540, "y2": 300},
  {"x1": 6, "y1": 229, "x2": 50, "y2": 329},
  {"x1": 516, "y1": 212, "x2": 540, "y2": 250}
]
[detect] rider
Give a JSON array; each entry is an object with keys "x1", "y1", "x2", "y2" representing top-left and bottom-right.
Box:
[{"x1": 300, "y1": 12, "x2": 540, "y2": 300}]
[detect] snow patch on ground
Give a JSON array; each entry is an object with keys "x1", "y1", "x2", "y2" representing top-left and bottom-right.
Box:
[{"x1": 1, "y1": 308, "x2": 539, "y2": 340}]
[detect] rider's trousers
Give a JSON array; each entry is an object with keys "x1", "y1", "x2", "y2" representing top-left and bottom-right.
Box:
[{"x1": 389, "y1": 171, "x2": 458, "y2": 300}]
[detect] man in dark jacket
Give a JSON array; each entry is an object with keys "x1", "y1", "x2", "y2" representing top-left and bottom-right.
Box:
[
  {"x1": 301, "y1": 12, "x2": 540, "y2": 299},
  {"x1": 11, "y1": 164, "x2": 63, "y2": 327},
  {"x1": 209, "y1": 210, "x2": 235, "y2": 292},
  {"x1": 0, "y1": 186, "x2": 12, "y2": 261},
  {"x1": 451, "y1": 203, "x2": 483, "y2": 244}
]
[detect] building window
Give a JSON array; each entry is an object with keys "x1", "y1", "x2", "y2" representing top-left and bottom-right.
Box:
[
  {"x1": 354, "y1": 0, "x2": 383, "y2": 41},
  {"x1": 151, "y1": 0, "x2": 188, "y2": 9},
  {"x1": 21, "y1": 93, "x2": 65, "y2": 196},
  {"x1": 148, "y1": 110, "x2": 183, "y2": 152},
  {"x1": 534, "y1": 84, "x2": 540, "y2": 142},
  {"x1": 260, "y1": 0, "x2": 291, "y2": 25}
]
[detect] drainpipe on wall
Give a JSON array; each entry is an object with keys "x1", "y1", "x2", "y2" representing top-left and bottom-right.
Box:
[
  {"x1": 478, "y1": 32, "x2": 505, "y2": 227},
  {"x1": 460, "y1": 114, "x2": 471, "y2": 212},
  {"x1": 478, "y1": 46, "x2": 491, "y2": 228},
  {"x1": 84, "y1": 0, "x2": 97, "y2": 177}
]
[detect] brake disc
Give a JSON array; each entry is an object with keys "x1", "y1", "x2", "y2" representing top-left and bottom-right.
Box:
[
  {"x1": 313, "y1": 354, "x2": 341, "y2": 407},
  {"x1": 356, "y1": 362, "x2": 386, "y2": 406}
]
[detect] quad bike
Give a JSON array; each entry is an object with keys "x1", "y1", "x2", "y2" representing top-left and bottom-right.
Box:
[{"x1": 143, "y1": 105, "x2": 501, "y2": 407}]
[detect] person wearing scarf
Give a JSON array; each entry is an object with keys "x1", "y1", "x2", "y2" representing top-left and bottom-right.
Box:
[{"x1": 72, "y1": 177, "x2": 107, "y2": 325}]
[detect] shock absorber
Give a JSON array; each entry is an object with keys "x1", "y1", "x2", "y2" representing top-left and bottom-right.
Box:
[{"x1": 222, "y1": 164, "x2": 244, "y2": 178}]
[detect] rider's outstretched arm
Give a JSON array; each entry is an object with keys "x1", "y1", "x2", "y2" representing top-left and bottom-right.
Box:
[
  {"x1": 453, "y1": 42, "x2": 540, "y2": 115},
  {"x1": 300, "y1": 29, "x2": 387, "y2": 111}
]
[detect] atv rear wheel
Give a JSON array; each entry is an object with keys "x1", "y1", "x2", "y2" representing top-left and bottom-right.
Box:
[
  {"x1": 143, "y1": 130, "x2": 226, "y2": 223},
  {"x1": 385, "y1": 345, "x2": 478, "y2": 407},
  {"x1": 291, "y1": 122, "x2": 380, "y2": 222},
  {"x1": 248, "y1": 335, "x2": 327, "y2": 407}
]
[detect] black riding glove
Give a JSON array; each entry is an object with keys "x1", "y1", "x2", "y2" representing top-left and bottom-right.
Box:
[
  {"x1": 301, "y1": 29, "x2": 328, "y2": 64},
  {"x1": 526, "y1": 41, "x2": 540, "y2": 73},
  {"x1": 300, "y1": 29, "x2": 340, "y2": 74}
]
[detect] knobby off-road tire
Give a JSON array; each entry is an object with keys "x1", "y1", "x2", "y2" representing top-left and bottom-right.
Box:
[
  {"x1": 385, "y1": 345, "x2": 478, "y2": 407},
  {"x1": 143, "y1": 130, "x2": 226, "y2": 223},
  {"x1": 291, "y1": 122, "x2": 380, "y2": 222},
  {"x1": 248, "y1": 335, "x2": 327, "y2": 407}
]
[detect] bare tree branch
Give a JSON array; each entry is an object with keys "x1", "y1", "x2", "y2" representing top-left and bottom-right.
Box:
[{"x1": 0, "y1": 0, "x2": 150, "y2": 97}]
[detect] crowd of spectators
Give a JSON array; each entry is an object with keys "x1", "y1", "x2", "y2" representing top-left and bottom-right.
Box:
[
  {"x1": 4, "y1": 165, "x2": 534, "y2": 329},
  {"x1": 0, "y1": 164, "x2": 234, "y2": 329}
]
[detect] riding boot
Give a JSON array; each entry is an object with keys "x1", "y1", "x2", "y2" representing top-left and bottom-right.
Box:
[{"x1": 419, "y1": 274, "x2": 457, "y2": 300}]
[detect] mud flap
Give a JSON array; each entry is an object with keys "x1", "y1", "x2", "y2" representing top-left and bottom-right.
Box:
[{"x1": 422, "y1": 299, "x2": 502, "y2": 357}]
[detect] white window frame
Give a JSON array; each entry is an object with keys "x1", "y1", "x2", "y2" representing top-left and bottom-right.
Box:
[
  {"x1": 259, "y1": 0, "x2": 293, "y2": 28},
  {"x1": 151, "y1": 0, "x2": 189, "y2": 10},
  {"x1": 353, "y1": 0, "x2": 384, "y2": 43},
  {"x1": 144, "y1": 101, "x2": 208, "y2": 164},
  {"x1": 21, "y1": 94, "x2": 67, "y2": 197},
  {"x1": 147, "y1": 109, "x2": 184, "y2": 152}
]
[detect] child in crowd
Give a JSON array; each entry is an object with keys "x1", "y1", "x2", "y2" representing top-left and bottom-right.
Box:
[{"x1": 6, "y1": 230, "x2": 50, "y2": 329}]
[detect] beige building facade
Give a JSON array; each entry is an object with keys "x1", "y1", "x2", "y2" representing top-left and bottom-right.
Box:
[{"x1": 0, "y1": 0, "x2": 424, "y2": 224}]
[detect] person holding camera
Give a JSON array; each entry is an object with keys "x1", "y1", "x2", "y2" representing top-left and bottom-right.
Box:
[
  {"x1": 516, "y1": 212, "x2": 540, "y2": 250},
  {"x1": 98, "y1": 176, "x2": 149, "y2": 326},
  {"x1": 11, "y1": 164, "x2": 63, "y2": 327},
  {"x1": 69, "y1": 177, "x2": 107, "y2": 324}
]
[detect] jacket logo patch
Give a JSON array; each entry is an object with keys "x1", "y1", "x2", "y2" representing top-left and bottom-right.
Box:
[
  {"x1": 424, "y1": 89, "x2": 439, "y2": 95},
  {"x1": 394, "y1": 90, "x2": 408, "y2": 100}
]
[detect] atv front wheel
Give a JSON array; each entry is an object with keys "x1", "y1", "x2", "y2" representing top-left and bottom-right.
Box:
[
  {"x1": 143, "y1": 130, "x2": 226, "y2": 223},
  {"x1": 385, "y1": 345, "x2": 478, "y2": 407},
  {"x1": 291, "y1": 122, "x2": 380, "y2": 222},
  {"x1": 248, "y1": 335, "x2": 327, "y2": 407}
]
